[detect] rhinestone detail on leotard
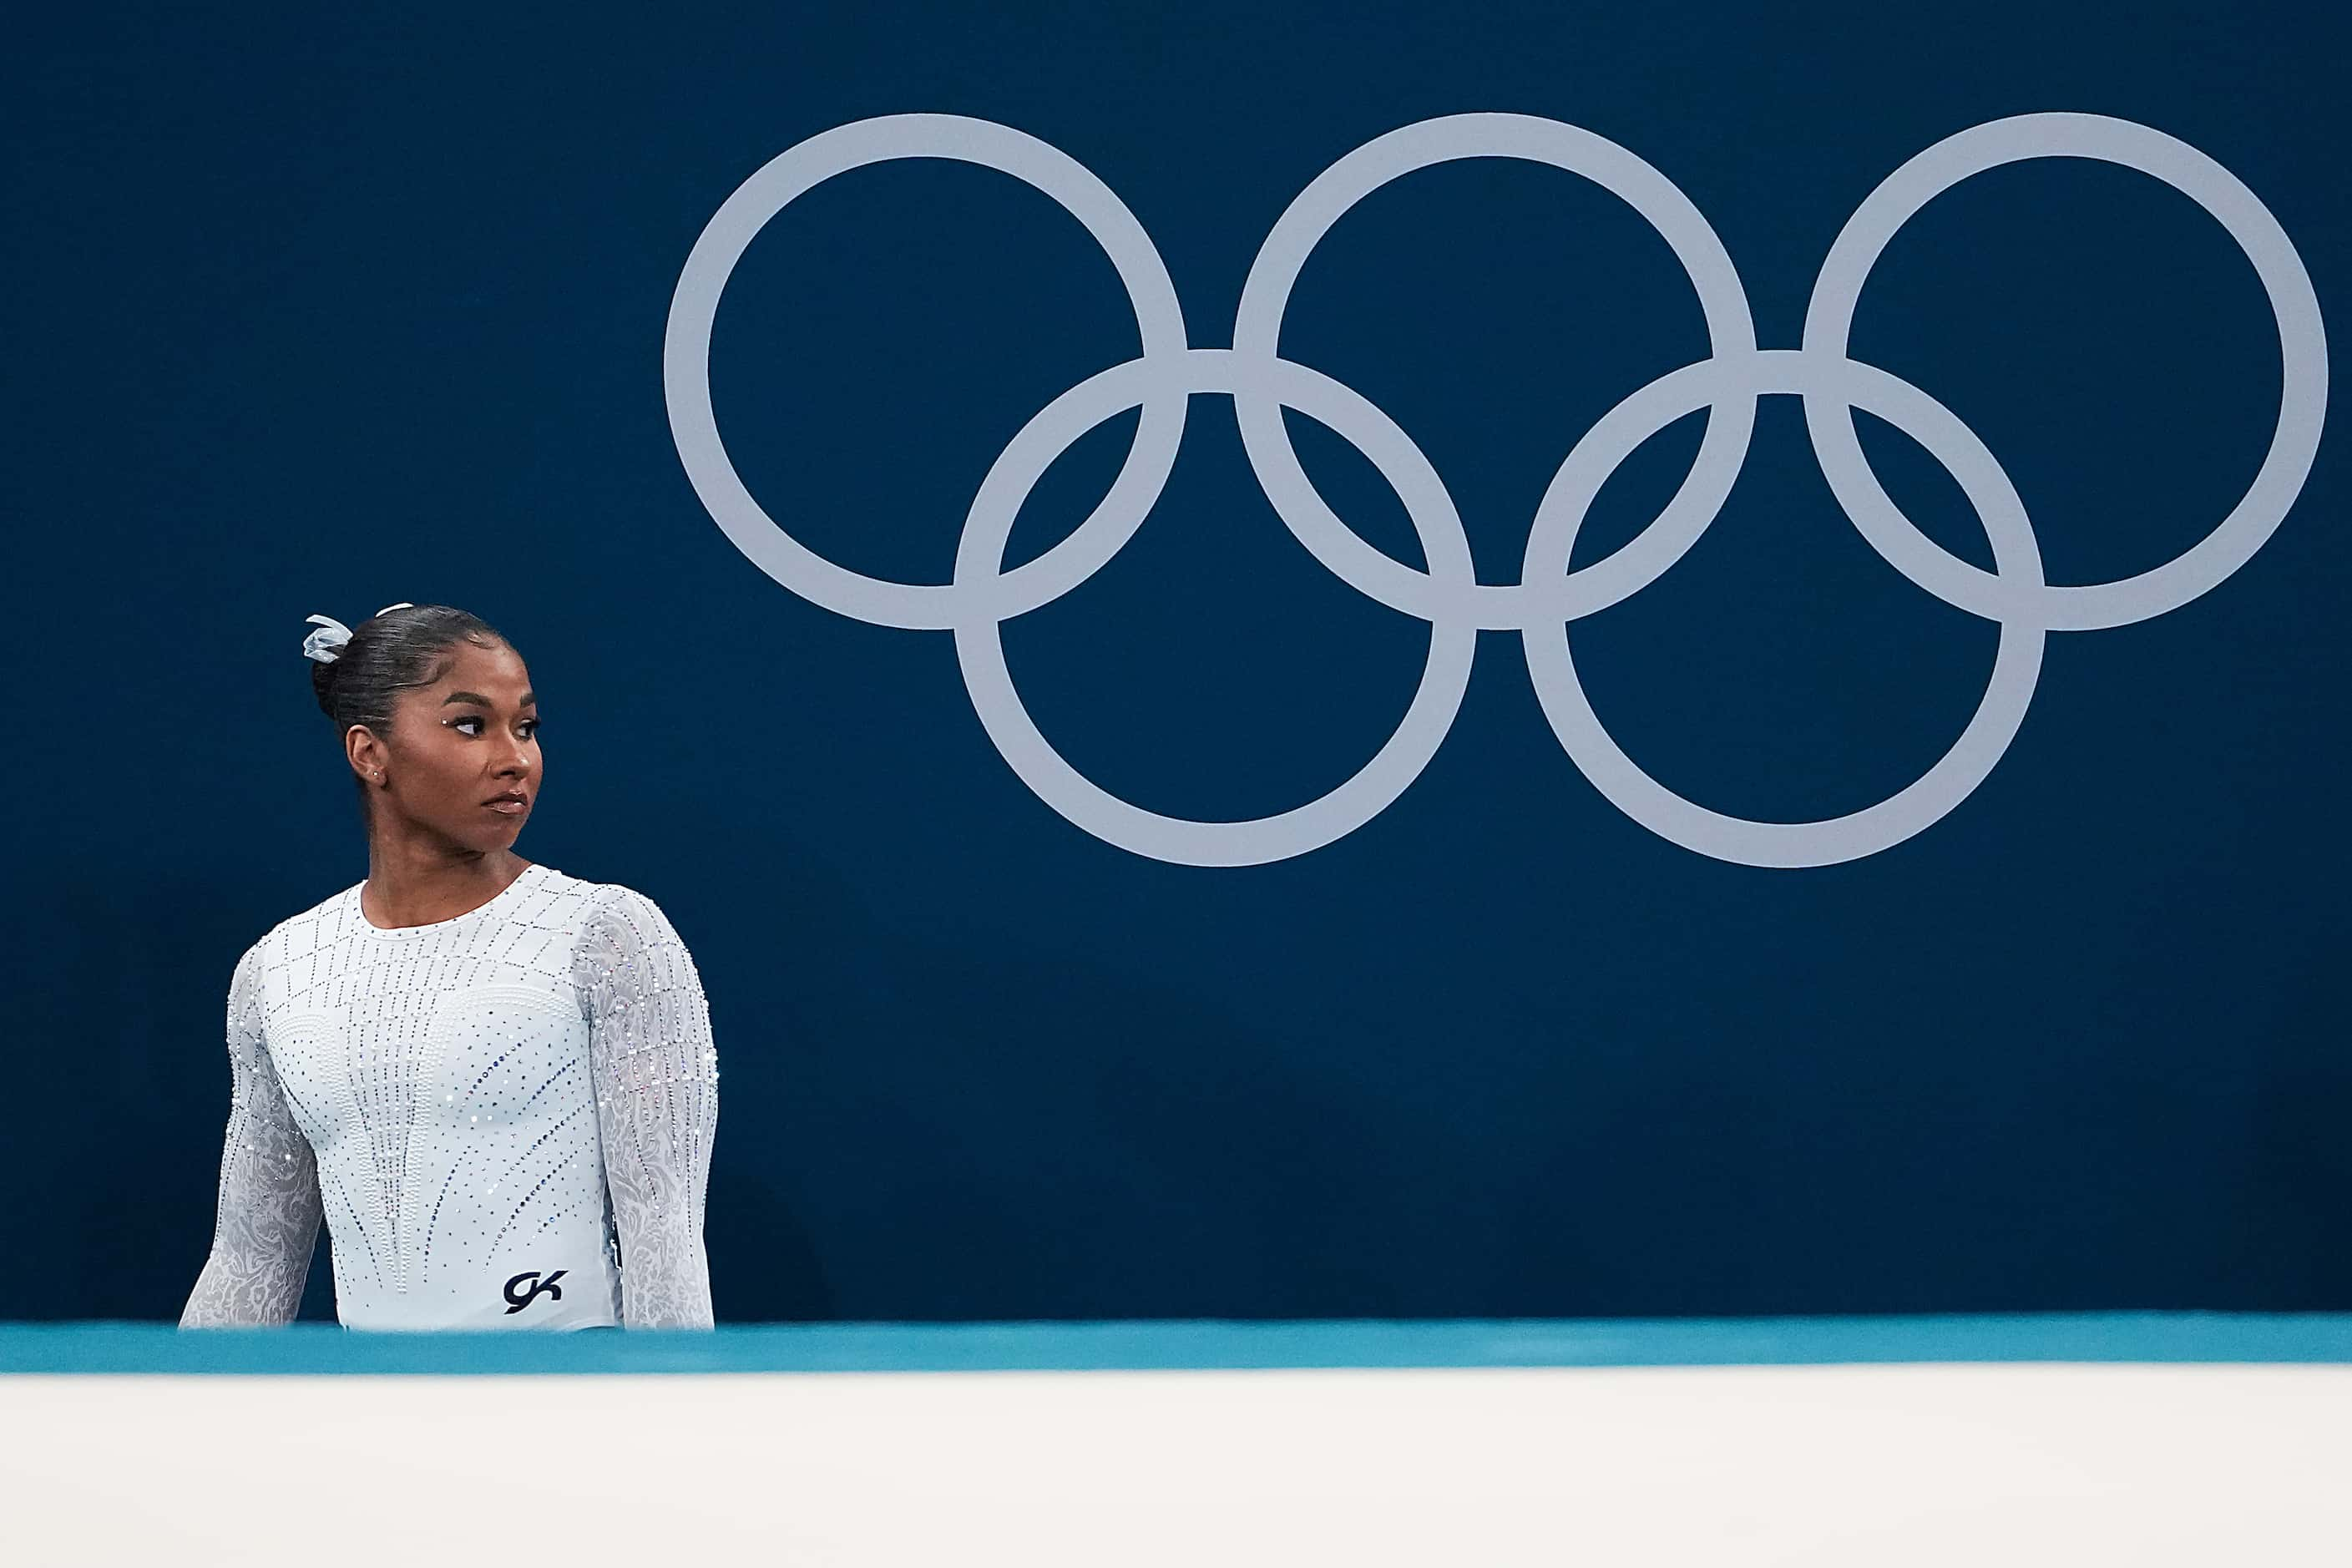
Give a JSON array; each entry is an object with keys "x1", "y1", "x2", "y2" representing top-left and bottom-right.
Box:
[{"x1": 181, "y1": 864, "x2": 720, "y2": 1330}]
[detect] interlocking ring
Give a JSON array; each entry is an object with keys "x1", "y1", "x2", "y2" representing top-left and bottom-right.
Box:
[{"x1": 665, "y1": 111, "x2": 2326, "y2": 867}]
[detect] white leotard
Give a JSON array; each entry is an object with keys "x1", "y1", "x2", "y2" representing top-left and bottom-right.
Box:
[{"x1": 180, "y1": 862, "x2": 720, "y2": 1330}]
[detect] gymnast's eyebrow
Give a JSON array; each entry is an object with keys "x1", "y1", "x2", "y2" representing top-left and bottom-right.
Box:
[{"x1": 442, "y1": 690, "x2": 536, "y2": 707}]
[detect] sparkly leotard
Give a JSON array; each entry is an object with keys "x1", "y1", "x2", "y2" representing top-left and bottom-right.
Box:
[{"x1": 180, "y1": 862, "x2": 720, "y2": 1329}]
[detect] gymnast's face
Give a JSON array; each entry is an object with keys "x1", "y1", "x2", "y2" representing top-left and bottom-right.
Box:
[{"x1": 357, "y1": 639, "x2": 541, "y2": 853}]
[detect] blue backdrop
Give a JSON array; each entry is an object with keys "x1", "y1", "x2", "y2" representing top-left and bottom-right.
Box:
[{"x1": 4, "y1": 0, "x2": 2344, "y2": 1321}]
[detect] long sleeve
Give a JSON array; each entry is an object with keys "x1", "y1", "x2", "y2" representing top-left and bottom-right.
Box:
[
  {"x1": 181, "y1": 943, "x2": 321, "y2": 1328},
  {"x1": 574, "y1": 888, "x2": 721, "y2": 1328}
]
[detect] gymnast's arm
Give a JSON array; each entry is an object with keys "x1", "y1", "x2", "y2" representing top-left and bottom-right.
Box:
[
  {"x1": 576, "y1": 888, "x2": 721, "y2": 1328},
  {"x1": 181, "y1": 944, "x2": 322, "y2": 1328}
]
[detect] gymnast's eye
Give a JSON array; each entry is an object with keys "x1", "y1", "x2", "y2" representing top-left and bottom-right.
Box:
[{"x1": 452, "y1": 716, "x2": 540, "y2": 739}]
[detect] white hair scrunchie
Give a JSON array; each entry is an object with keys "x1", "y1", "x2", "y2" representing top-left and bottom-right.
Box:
[{"x1": 301, "y1": 602, "x2": 417, "y2": 665}]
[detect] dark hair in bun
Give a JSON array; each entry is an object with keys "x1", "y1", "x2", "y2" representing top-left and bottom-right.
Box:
[{"x1": 311, "y1": 603, "x2": 511, "y2": 821}]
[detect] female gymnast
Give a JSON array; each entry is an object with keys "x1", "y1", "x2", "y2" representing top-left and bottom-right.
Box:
[{"x1": 180, "y1": 602, "x2": 719, "y2": 1329}]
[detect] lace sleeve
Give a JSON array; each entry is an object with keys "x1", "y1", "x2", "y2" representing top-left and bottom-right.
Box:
[
  {"x1": 181, "y1": 943, "x2": 321, "y2": 1328},
  {"x1": 574, "y1": 887, "x2": 721, "y2": 1328}
]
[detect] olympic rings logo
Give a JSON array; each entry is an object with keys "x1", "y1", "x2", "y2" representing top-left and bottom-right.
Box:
[{"x1": 665, "y1": 112, "x2": 2325, "y2": 868}]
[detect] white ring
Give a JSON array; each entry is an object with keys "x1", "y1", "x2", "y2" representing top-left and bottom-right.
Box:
[
  {"x1": 1803, "y1": 111, "x2": 2328, "y2": 631},
  {"x1": 953, "y1": 349, "x2": 1477, "y2": 867},
  {"x1": 1232, "y1": 112, "x2": 1760, "y2": 632},
  {"x1": 664, "y1": 114, "x2": 1192, "y2": 631},
  {"x1": 1523, "y1": 350, "x2": 2046, "y2": 867}
]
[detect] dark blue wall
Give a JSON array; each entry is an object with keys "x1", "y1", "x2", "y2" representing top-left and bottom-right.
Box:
[{"x1": 4, "y1": 0, "x2": 2344, "y2": 1321}]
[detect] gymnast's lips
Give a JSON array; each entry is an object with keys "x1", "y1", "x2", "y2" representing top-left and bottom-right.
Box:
[{"x1": 485, "y1": 791, "x2": 529, "y2": 813}]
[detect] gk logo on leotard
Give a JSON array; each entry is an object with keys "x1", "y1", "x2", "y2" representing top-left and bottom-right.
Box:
[
  {"x1": 665, "y1": 112, "x2": 2326, "y2": 869},
  {"x1": 503, "y1": 1269, "x2": 567, "y2": 1314}
]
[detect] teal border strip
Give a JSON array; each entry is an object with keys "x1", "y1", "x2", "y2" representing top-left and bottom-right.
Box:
[{"x1": 6, "y1": 1313, "x2": 2352, "y2": 1375}]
